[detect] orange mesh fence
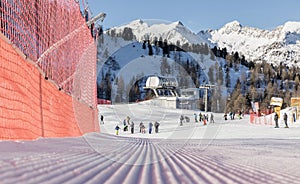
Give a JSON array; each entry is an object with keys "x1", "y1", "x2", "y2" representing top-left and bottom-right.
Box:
[
  {"x1": 249, "y1": 113, "x2": 274, "y2": 126},
  {"x1": 0, "y1": 1, "x2": 99, "y2": 140},
  {"x1": 0, "y1": 0, "x2": 97, "y2": 107}
]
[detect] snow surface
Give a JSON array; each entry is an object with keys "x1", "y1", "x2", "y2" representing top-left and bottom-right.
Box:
[{"x1": 1, "y1": 103, "x2": 300, "y2": 184}]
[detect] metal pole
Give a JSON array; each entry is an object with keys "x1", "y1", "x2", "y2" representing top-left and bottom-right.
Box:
[
  {"x1": 199, "y1": 85, "x2": 215, "y2": 112},
  {"x1": 205, "y1": 88, "x2": 207, "y2": 112}
]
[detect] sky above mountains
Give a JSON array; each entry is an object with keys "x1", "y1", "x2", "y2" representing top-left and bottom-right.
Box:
[{"x1": 85, "y1": 0, "x2": 300, "y2": 33}]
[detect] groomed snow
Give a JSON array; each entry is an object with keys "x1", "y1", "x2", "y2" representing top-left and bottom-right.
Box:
[{"x1": 1, "y1": 103, "x2": 300, "y2": 184}]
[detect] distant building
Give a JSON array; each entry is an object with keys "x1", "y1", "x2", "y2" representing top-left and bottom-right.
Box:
[
  {"x1": 178, "y1": 88, "x2": 201, "y2": 110},
  {"x1": 143, "y1": 75, "x2": 178, "y2": 109},
  {"x1": 291, "y1": 97, "x2": 300, "y2": 120}
]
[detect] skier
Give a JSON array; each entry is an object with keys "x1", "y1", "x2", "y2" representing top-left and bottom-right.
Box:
[
  {"x1": 224, "y1": 113, "x2": 228, "y2": 121},
  {"x1": 115, "y1": 124, "x2": 120, "y2": 135},
  {"x1": 283, "y1": 113, "x2": 289, "y2": 128},
  {"x1": 154, "y1": 121, "x2": 160, "y2": 133},
  {"x1": 126, "y1": 116, "x2": 130, "y2": 124},
  {"x1": 274, "y1": 112, "x2": 279, "y2": 128},
  {"x1": 139, "y1": 122, "x2": 143, "y2": 133},
  {"x1": 130, "y1": 121, "x2": 135, "y2": 134},
  {"x1": 180, "y1": 115, "x2": 184, "y2": 126},
  {"x1": 141, "y1": 123, "x2": 146, "y2": 133},
  {"x1": 100, "y1": 115, "x2": 104, "y2": 124},
  {"x1": 229, "y1": 112, "x2": 233, "y2": 120},
  {"x1": 149, "y1": 122, "x2": 153, "y2": 134},
  {"x1": 194, "y1": 113, "x2": 198, "y2": 122},
  {"x1": 199, "y1": 113, "x2": 203, "y2": 123},
  {"x1": 123, "y1": 119, "x2": 128, "y2": 131},
  {"x1": 203, "y1": 115, "x2": 207, "y2": 125},
  {"x1": 210, "y1": 113, "x2": 215, "y2": 123}
]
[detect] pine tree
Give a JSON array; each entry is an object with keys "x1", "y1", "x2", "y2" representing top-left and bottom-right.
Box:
[
  {"x1": 109, "y1": 29, "x2": 116, "y2": 37},
  {"x1": 122, "y1": 27, "x2": 134, "y2": 41},
  {"x1": 261, "y1": 82, "x2": 274, "y2": 109},
  {"x1": 142, "y1": 41, "x2": 146, "y2": 49},
  {"x1": 225, "y1": 71, "x2": 231, "y2": 88},
  {"x1": 160, "y1": 57, "x2": 170, "y2": 75},
  {"x1": 148, "y1": 41, "x2": 153, "y2": 56},
  {"x1": 234, "y1": 94, "x2": 247, "y2": 112},
  {"x1": 295, "y1": 75, "x2": 300, "y2": 91},
  {"x1": 103, "y1": 48, "x2": 109, "y2": 59},
  {"x1": 158, "y1": 36, "x2": 163, "y2": 48},
  {"x1": 211, "y1": 86, "x2": 224, "y2": 112},
  {"x1": 203, "y1": 43, "x2": 209, "y2": 55},
  {"x1": 200, "y1": 54, "x2": 204, "y2": 63},
  {"x1": 163, "y1": 39, "x2": 169, "y2": 57},
  {"x1": 106, "y1": 71, "x2": 113, "y2": 100},
  {"x1": 208, "y1": 65, "x2": 215, "y2": 84},
  {"x1": 250, "y1": 85, "x2": 259, "y2": 102},
  {"x1": 283, "y1": 91, "x2": 291, "y2": 108},
  {"x1": 129, "y1": 82, "x2": 140, "y2": 102},
  {"x1": 176, "y1": 40, "x2": 181, "y2": 49},
  {"x1": 186, "y1": 59, "x2": 190, "y2": 73},
  {"x1": 115, "y1": 76, "x2": 125, "y2": 103},
  {"x1": 217, "y1": 66, "x2": 224, "y2": 86},
  {"x1": 226, "y1": 80, "x2": 242, "y2": 112},
  {"x1": 210, "y1": 50, "x2": 216, "y2": 61},
  {"x1": 281, "y1": 69, "x2": 288, "y2": 81},
  {"x1": 126, "y1": 76, "x2": 136, "y2": 102},
  {"x1": 226, "y1": 54, "x2": 233, "y2": 68}
]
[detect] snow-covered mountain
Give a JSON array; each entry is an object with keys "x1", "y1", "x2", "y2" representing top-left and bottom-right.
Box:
[
  {"x1": 106, "y1": 19, "x2": 207, "y2": 45},
  {"x1": 107, "y1": 19, "x2": 300, "y2": 66},
  {"x1": 198, "y1": 20, "x2": 300, "y2": 66}
]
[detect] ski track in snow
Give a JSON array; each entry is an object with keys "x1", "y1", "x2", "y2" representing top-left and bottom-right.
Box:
[
  {"x1": 1, "y1": 104, "x2": 300, "y2": 183},
  {"x1": 1, "y1": 133, "x2": 300, "y2": 184}
]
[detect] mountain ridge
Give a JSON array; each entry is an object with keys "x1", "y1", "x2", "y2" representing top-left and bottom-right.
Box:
[
  {"x1": 106, "y1": 19, "x2": 300, "y2": 67},
  {"x1": 199, "y1": 20, "x2": 300, "y2": 66}
]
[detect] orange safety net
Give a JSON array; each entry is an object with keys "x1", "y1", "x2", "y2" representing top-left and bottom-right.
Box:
[
  {"x1": 0, "y1": 0, "x2": 97, "y2": 108},
  {"x1": 249, "y1": 113, "x2": 274, "y2": 126},
  {"x1": 0, "y1": 0, "x2": 99, "y2": 140}
]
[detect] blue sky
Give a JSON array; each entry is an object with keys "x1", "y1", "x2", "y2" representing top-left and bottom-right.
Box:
[{"x1": 84, "y1": 0, "x2": 300, "y2": 33}]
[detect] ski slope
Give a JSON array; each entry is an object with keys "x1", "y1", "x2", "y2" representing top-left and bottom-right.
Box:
[{"x1": 1, "y1": 103, "x2": 300, "y2": 184}]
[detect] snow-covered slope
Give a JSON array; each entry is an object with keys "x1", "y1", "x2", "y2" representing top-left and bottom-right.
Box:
[
  {"x1": 107, "y1": 19, "x2": 207, "y2": 45},
  {"x1": 1, "y1": 104, "x2": 300, "y2": 183},
  {"x1": 198, "y1": 20, "x2": 300, "y2": 66}
]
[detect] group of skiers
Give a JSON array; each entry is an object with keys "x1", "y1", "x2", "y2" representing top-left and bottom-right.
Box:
[
  {"x1": 224, "y1": 111, "x2": 244, "y2": 121},
  {"x1": 115, "y1": 116, "x2": 160, "y2": 135},
  {"x1": 179, "y1": 112, "x2": 214, "y2": 126},
  {"x1": 114, "y1": 110, "x2": 294, "y2": 135}
]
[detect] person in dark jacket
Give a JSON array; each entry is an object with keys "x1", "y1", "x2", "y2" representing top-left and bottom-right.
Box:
[
  {"x1": 115, "y1": 125, "x2": 120, "y2": 135},
  {"x1": 123, "y1": 119, "x2": 128, "y2": 131},
  {"x1": 100, "y1": 115, "x2": 104, "y2": 124},
  {"x1": 274, "y1": 112, "x2": 279, "y2": 128},
  {"x1": 154, "y1": 121, "x2": 160, "y2": 133},
  {"x1": 130, "y1": 121, "x2": 135, "y2": 134},
  {"x1": 283, "y1": 113, "x2": 289, "y2": 128},
  {"x1": 139, "y1": 122, "x2": 143, "y2": 133},
  {"x1": 210, "y1": 113, "x2": 215, "y2": 123},
  {"x1": 194, "y1": 113, "x2": 198, "y2": 123},
  {"x1": 224, "y1": 113, "x2": 228, "y2": 121},
  {"x1": 149, "y1": 122, "x2": 153, "y2": 134},
  {"x1": 180, "y1": 115, "x2": 184, "y2": 126}
]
